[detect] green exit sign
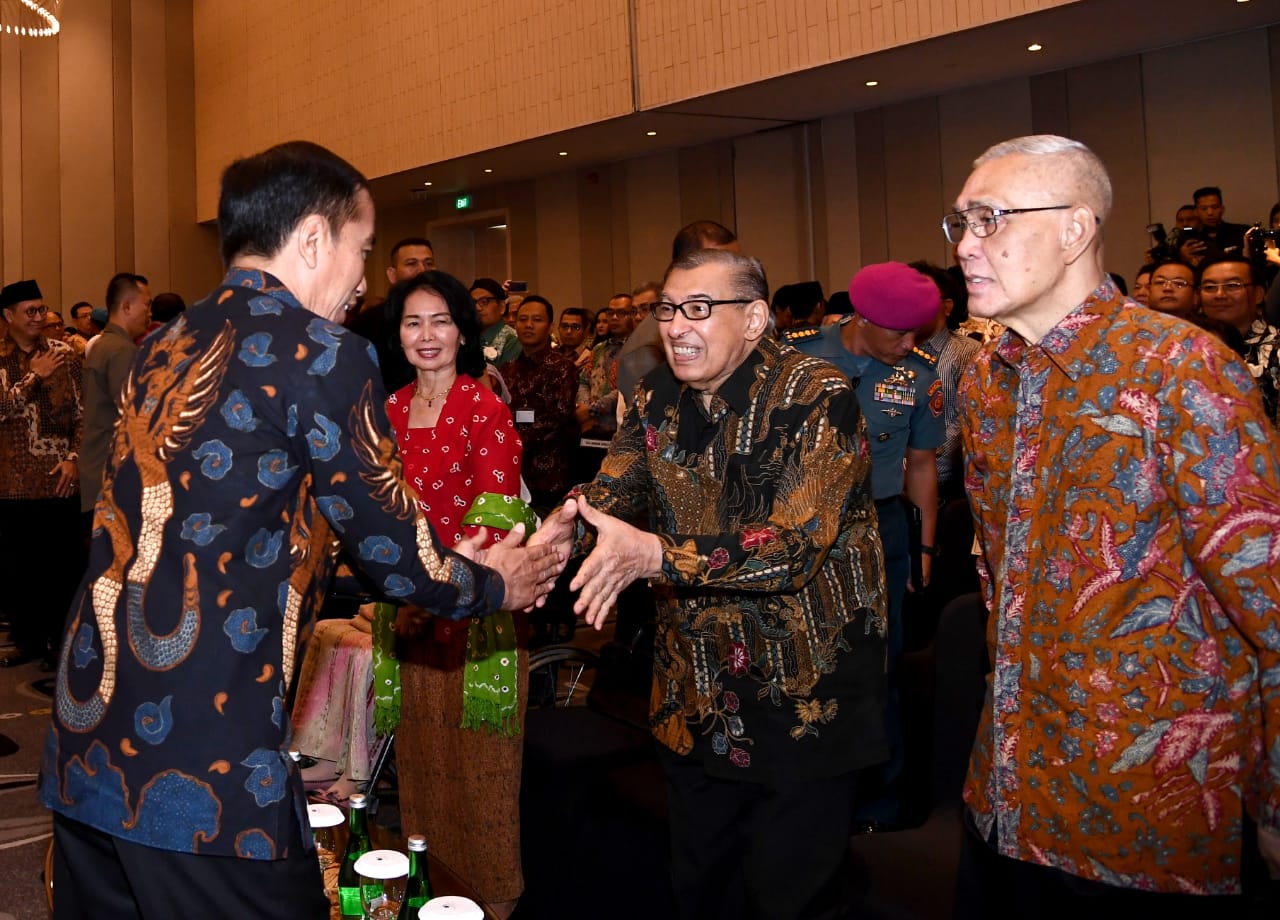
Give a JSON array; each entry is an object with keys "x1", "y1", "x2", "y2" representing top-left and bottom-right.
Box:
[{"x1": 455, "y1": 195, "x2": 471, "y2": 210}]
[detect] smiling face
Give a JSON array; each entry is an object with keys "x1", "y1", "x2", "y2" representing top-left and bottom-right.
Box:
[
  {"x1": 399, "y1": 288, "x2": 461, "y2": 375},
  {"x1": 1199, "y1": 260, "x2": 1261, "y2": 334},
  {"x1": 659, "y1": 263, "x2": 766, "y2": 397},
  {"x1": 3, "y1": 299, "x2": 48, "y2": 348}
]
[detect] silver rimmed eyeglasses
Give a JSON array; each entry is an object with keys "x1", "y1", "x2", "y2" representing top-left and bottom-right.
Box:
[
  {"x1": 942, "y1": 204, "x2": 1071, "y2": 244},
  {"x1": 651, "y1": 299, "x2": 752, "y2": 322}
]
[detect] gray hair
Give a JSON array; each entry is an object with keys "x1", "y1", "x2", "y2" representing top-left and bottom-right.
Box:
[
  {"x1": 664, "y1": 247, "x2": 769, "y2": 304},
  {"x1": 975, "y1": 134, "x2": 1113, "y2": 222}
]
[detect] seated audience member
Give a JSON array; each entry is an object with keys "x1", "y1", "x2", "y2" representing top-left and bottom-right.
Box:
[
  {"x1": 555, "y1": 306, "x2": 593, "y2": 372},
  {"x1": 823, "y1": 290, "x2": 852, "y2": 325},
  {"x1": 1178, "y1": 186, "x2": 1248, "y2": 265},
  {"x1": 614, "y1": 281, "x2": 666, "y2": 415},
  {"x1": 574, "y1": 293, "x2": 633, "y2": 436},
  {"x1": 149, "y1": 292, "x2": 187, "y2": 325},
  {"x1": 592, "y1": 307, "x2": 610, "y2": 341},
  {"x1": 909, "y1": 261, "x2": 981, "y2": 501},
  {"x1": 1198, "y1": 255, "x2": 1278, "y2": 424},
  {"x1": 1132, "y1": 265, "x2": 1152, "y2": 305},
  {"x1": 502, "y1": 294, "x2": 579, "y2": 514},
  {"x1": 772, "y1": 281, "x2": 825, "y2": 336},
  {"x1": 68, "y1": 301, "x2": 100, "y2": 341},
  {"x1": 1146, "y1": 258, "x2": 1198, "y2": 319}
]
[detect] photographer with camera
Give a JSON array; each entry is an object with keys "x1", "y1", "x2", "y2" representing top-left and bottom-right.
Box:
[{"x1": 1178, "y1": 186, "x2": 1248, "y2": 265}]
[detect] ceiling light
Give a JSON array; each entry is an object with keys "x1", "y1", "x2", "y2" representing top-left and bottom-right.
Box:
[
  {"x1": 646, "y1": 131, "x2": 657, "y2": 136},
  {"x1": 558, "y1": 151, "x2": 568, "y2": 156},
  {"x1": 1027, "y1": 42, "x2": 1043, "y2": 52},
  {"x1": 422, "y1": 181, "x2": 432, "y2": 187},
  {"x1": 0, "y1": 1, "x2": 61, "y2": 38},
  {"x1": 865, "y1": 80, "x2": 879, "y2": 87},
  {"x1": 484, "y1": 168, "x2": 493, "y2": 174},
  {"x1": 488, "y1": 224, "x2": 508, "y2": 230}
]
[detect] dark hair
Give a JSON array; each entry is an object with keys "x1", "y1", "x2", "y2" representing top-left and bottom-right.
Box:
[
  {"x1": 105, "y1": 273, "x2": 147, "y2": 315},
  {"x1": 1192, "y1": 186, "x2": 1222, "y2": 204},
  {"x1": 907, "y1": 261, "x2": 957, "y2": 304},
  {"x1": 1134, "y1": 265, "x2": 1153, "y2": 279},
  {"x1": 1151, "y1": 258, "x2": 1194, "y2": 277},
  {"x1": 671, "y1": 220, "x2": 737, "y2": 262},
  {"x1": 384, "y1": 270, "x2": 485, "y2": 379},
  {"x1": 610, "y1": 292, "x2": 632, "y2": 303},
  {"x1": 560, "y1": 307, "x2": 589, "y2": 325},
  {"x1": 469, "y1": 277, "x2": 506, "y2": 302},
  {"x1": 516, "y1": 294, "x2": 554, "y2": 323},
  {"x1": 217, "y1": 141, "x2": 369, "y2": 266},
  {"x1": 1269, "y1": 203, "x2": 1280, "y2": 227},
  {"x1": 632, "y1": 281, "x2": 662, "y2": 300},
  {"x1": 390, "y1": 237, "x2": 433, "y2": 264},
  {"x1": 70, "y1": 301, "x2": 93, "y2": 319},
  {"x1": 151, "y1": 292, "x2": 187, "y2": 323},
  {"x1": 1196, "y1": 254, "x2": 1258, "y2": 287},
  {"x1": 1106, "y1": 272, "x2": 1128, "y2": 297},
  {"x1": 1176, "y1": 203, "x2": 1197, "y2": 216},
  {"x1": 664, "y1": 247, "x2": 768, "y2": 304}
]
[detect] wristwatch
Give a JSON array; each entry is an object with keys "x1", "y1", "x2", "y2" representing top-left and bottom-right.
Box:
[{"x1": 919, "y1": 544, "x2": 937, "y2": 557}]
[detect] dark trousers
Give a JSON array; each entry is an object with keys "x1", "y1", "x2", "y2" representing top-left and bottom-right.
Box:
[
  {"x1": 954, "y1": 810, "x2": 1261, "y2": 920},
  {"x1": 0, "y1": 496, "x2": 84, "y2": 657},
  {"x1": 53, "y1": 812, "x2": 329, "y2": 920},
  {"x1": 660, "y1": 747, "x2": 857, "y2": 920}
]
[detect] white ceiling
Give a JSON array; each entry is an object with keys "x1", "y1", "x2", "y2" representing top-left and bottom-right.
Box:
[{"x1": 367, "y1": 0, "x2": 1280, "y2": 208}]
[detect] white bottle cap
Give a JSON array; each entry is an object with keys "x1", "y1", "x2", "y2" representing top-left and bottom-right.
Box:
[
  {"x1": 354, "y1": 849, "x2": 410, "y2": 880},
  {"x1": 307, "y1": 802, "x2": 344, "y2": 829},
  {"x1": 418, "y1": 896, "x2": 484, "y2": 919}
]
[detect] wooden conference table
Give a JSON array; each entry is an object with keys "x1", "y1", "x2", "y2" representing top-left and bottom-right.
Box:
[{"x1": 322, "y1": 817, "x2": 496, "y2": 920}]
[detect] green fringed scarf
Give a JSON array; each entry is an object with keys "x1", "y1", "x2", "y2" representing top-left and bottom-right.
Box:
[
  {"x1": 371, "y1": 601, "x2": 401, "y2": 737},
  {"x1": 459, "y1": 493, "x2": 539, "y2": 736}
]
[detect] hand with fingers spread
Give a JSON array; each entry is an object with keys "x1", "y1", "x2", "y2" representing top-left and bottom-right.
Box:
[
  {"x1": 479, "y1": 522, "x2": 566, "y2": 611},
  {"x1": 28, "y1": 348, "x2": 65, "y2": 380},
  {"x1": 570, "y1": 496, "x2": 662, "y2": 629}
]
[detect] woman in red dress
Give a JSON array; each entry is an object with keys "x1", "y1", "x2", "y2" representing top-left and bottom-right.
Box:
[{"x1": 384, "y1": 270, "x2": 530, "y2": 918}]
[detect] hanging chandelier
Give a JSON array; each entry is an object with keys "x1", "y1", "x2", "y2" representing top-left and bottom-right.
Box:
[{"x1": 0, "y1": 0, "x2": 61, "y2": 38}]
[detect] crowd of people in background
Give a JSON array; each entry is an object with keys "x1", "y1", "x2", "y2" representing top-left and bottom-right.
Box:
[{"x1": 1, "y1": 134, "x2": 1278, "y2": 919}]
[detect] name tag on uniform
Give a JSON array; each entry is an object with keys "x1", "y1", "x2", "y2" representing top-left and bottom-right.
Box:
[
  {"x1": 515, "y1": 409, "x2": 535, "y2": 424},
  {"x1": 873, "y1": 367, "x2": 916, "y2": 406}
]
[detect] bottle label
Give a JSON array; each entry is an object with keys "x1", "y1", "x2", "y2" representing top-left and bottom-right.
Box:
[{"x1": 339, "y1": 886, "x2": 362, "y2": 916}]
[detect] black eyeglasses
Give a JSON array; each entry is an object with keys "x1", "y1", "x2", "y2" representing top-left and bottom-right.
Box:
[
  {"x1": 1199, "y1": 281, "x2": 1250, "y2": 295},
  {"x1": 652, "y1": 299, "x2": 751, "y2": 322},
  {"x1": 942, "y1": 205, "x2": 1071, "y2": 244}
]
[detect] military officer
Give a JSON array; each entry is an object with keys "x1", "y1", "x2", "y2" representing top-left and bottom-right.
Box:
[{"x1": 786, "y1": 260, "x2": 943, "y2": 825}]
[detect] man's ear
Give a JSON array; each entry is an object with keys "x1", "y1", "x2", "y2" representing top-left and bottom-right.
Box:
[
  {"x1": 295, "y1": 213, "x2": 329, "y2": 271},
  {"x1": 743, "y1": 299, "x2": 771, "y2": 341},
  {"x1": 386, "y1": 265, "x2": 397, "y2": 285},
  {"x1": 1061, "y1": 205, "x2": 1098, "y2": 266}
]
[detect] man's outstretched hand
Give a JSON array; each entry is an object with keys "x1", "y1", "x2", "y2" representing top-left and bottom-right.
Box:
[{"x1": 473, "y1": 523, "x2": 566, "y2": 611}]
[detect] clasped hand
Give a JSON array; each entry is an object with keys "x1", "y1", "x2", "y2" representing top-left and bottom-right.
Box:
[
  {"x1": 452, "y1": 523, "x2": 566, "y2": 612},
  {"x1": 528, "y1": 497, "x2": 662, "y2": 630}
]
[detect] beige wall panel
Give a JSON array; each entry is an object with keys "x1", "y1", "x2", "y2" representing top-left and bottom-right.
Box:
[
  {"x1": 131, "y1": 0, "x2": 171, "y2": 290},
  {"x1": 733, "y1": 127, "x2": 809, "y2": 290},
  {"x1": 634, "y1": 0, "x2": 1081, "y2": 109},
  {"x1": 881, "y1": 98, "x2": 947, "y2": 266},
  {"x1": 855, "y1": 107, "x2": 889, "y2": 266},
  {"x1": 111, "y1": 0, "x2": 134, "y2": 274},
  {"x1": 937, "y1": 78, "x2": 1034, "y2": 207},
  {"x1": 193, "y1": 0, "x2": 635, "y2": 221},
  {"x1": 534, "y1": 172, "x2": 583, "y2": 308},
  {"x1": 23, "y1": 39, "x2": 62, "y2": 307},
  {"x1": 1064, "y1": 56, "x2": 1149, "y2": 281},
  {"x1": 577, "y1": 165, "x2": 621, "y2": 309},
  {"x1": 58, "y1": 3, "x2": 118, "y2": 304},
  {"x1": 623, "y1": 150, "x2": 683, "y2": 284},
  {"x1": 677, "y1": 141, "x2": 736, "y2": 233},
  {"x1": 1, "y1": 43, "x2": 23, "y2": 278},
  {"x1": 820, "y1": 112, "x2": 862, "y2": 292},
  {"x1": 1141, "y1": 31, "x2": 1277, "y2": 234},
  {"x1": 163, "y1": 0, "x2": 221, "y2": 301}
]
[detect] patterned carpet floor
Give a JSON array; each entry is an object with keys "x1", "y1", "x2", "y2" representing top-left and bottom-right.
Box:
[{"x1": 0, "y1": 642, "x2": 55, "y2": 920}]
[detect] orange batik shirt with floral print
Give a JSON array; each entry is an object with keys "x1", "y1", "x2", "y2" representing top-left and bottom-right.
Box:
[{"x1": 961, "y1": 280, "x2": 1280, "y2": 894}]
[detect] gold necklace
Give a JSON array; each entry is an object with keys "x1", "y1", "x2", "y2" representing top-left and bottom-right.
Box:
[{"x1": 413, "y1": 381, "x2": 453, "y2": 406}]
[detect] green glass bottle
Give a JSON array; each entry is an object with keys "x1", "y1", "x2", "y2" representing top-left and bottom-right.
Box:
[
  {"x1": 337, "y1": 793, "x2": 372, "y2": 918},
  {"x1": 398, "y1": 834, "x2": 432, "y2": 918}
]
